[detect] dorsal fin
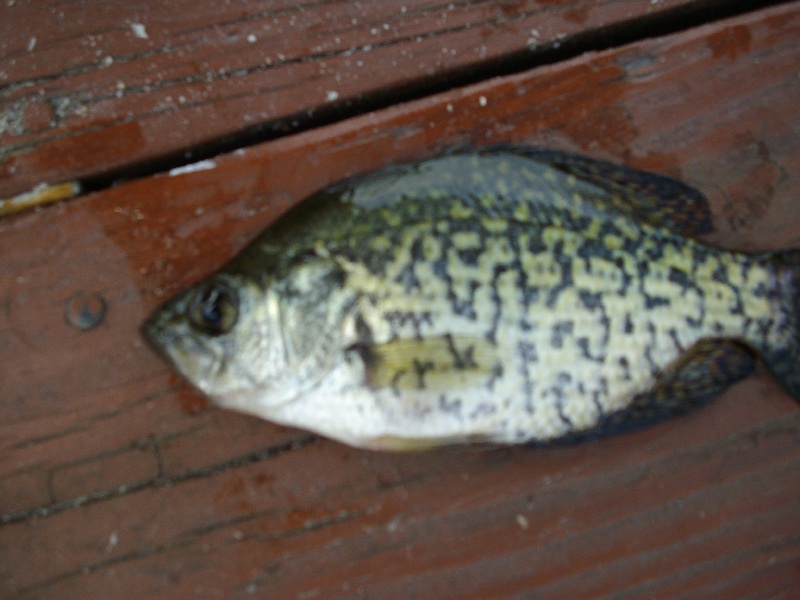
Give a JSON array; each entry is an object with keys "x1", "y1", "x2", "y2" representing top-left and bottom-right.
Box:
[
  {"x1": 227, "y1": 146, "x2": 716, "y2": 281},
  {"x1": 494, "y1": 146, "x2": 714, "y2": 238}
]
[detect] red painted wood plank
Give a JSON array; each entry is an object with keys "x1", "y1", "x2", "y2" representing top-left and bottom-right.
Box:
[
  {"x1": 1, "y1": 0, "x2": 708, "y2": 199},
  {"x1": 1, "y1": 2, "x2": 799, "y2": 598}
]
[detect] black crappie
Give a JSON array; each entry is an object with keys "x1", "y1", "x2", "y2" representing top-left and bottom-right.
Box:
[{"x1": 143, "y1": 146, "x2": 800, "y2": 450}]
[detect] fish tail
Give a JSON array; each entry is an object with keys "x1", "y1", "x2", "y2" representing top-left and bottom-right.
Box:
[{"x1": 760, "y1": 250, "x2": 800, "y2": 401}]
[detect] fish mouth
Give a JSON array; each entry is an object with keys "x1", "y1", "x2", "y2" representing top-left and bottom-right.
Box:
[
  {"x1": 140, "y1": 313, "x2": 186, "y2": 374},
  {"x1": 141, "y1": 312, "x2": 166, "y2": 356},
  {"x1": 141, "y1": 316, "x2": 224, "y2": 399},
  {"x1": 141, "y1": 288, "x2": 198, "y2": 366},
  {"x1": 141, "y1": 308, "x2": 203, "y2": 370}
]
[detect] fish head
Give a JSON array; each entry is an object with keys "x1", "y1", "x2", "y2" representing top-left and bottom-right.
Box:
[
  {"x1": 142, "y1": 253, "x2": 354, "y2": 418},
  {"x1": 142, "y1": 272, "x2": 298, "y2": 409}
]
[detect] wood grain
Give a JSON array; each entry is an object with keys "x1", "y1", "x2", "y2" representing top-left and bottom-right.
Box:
[
  {"x1": 1, "y1": 1, "x2": 799, "y2": 598},
  {"x1": 2, "y1": 0, "x2": 715, "y2": 199}
]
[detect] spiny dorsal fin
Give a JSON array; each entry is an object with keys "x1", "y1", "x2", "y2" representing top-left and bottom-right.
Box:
[{"x1": 487, "y1": 145, "x2": 715, "y2": 238}]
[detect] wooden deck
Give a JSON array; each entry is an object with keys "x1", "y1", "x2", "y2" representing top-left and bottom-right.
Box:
[{"x1": 1, "y1": 1, "x2": 799, "y2": 598}]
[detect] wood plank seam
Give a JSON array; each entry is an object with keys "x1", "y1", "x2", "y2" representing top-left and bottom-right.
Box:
[
  {"x1": 62, "y1": 0, "x2": 800, "y2": 192},
  {"x1": 0, "y1": 0, "x2": 788, "y2": 215}
]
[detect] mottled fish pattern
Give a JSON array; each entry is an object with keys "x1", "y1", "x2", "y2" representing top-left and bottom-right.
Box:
[{"x1": 143, "y1": 146, "x2": 800, "y2": 450}]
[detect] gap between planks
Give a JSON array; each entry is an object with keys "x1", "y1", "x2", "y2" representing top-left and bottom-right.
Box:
[{"x1": 0, "y1": 0, "x2": 791, "y2": 216}]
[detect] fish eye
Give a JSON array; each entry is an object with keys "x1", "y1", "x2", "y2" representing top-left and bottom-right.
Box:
[{"x1": 188, "y1": 281, "x2": 239, "y2": 336}]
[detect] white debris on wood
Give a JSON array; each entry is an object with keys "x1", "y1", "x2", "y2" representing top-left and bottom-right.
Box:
[
  {"x1": 130, "y1": 22, "x2": 149, "y2": 39},
  {"x1": 168, "y1": 159, "x2": 217, "y2": 177}
]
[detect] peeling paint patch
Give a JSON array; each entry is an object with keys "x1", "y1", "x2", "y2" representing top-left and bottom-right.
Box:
[{"x1": 0, "y1": 181, "x2": 81, "y2": 217}]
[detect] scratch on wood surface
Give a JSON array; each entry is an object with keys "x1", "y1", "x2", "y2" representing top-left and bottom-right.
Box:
[
  {"x1": 1, "y1": 435, "x2": 318, "y2": 525},
  {"x1": 16, "y1": 504, "x2": 372, "y2": 596}
]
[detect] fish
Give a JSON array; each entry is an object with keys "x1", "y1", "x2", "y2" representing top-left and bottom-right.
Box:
[{"x1": 142, "y1": 146, "x2": 800, "y2": 451}]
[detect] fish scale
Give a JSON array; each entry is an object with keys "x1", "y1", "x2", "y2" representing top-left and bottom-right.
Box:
[
  {"x1": 335, "y1": 211, "x2": 767, "y2": 442},
  {"x1": 143, "y1": 146, "x2": 800, "y2": 450}
]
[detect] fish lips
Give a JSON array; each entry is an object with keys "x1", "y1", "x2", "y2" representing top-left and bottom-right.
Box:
[{"x1": 141, "y1": 291, "x2": 220, "y2": 384}]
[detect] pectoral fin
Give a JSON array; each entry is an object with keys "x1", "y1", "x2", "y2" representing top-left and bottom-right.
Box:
[{"x1": 347, "y1": 334, "x2": 499, "y2": 392}]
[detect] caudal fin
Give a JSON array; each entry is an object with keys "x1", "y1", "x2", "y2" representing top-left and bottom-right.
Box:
[{"x1": 760, "y1": 251, "x2": 800, "y2": 400}]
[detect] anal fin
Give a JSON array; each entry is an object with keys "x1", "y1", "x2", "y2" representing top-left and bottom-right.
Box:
[{"x1": 581, "y1": 339, "x2": 757, "y2": 440}]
